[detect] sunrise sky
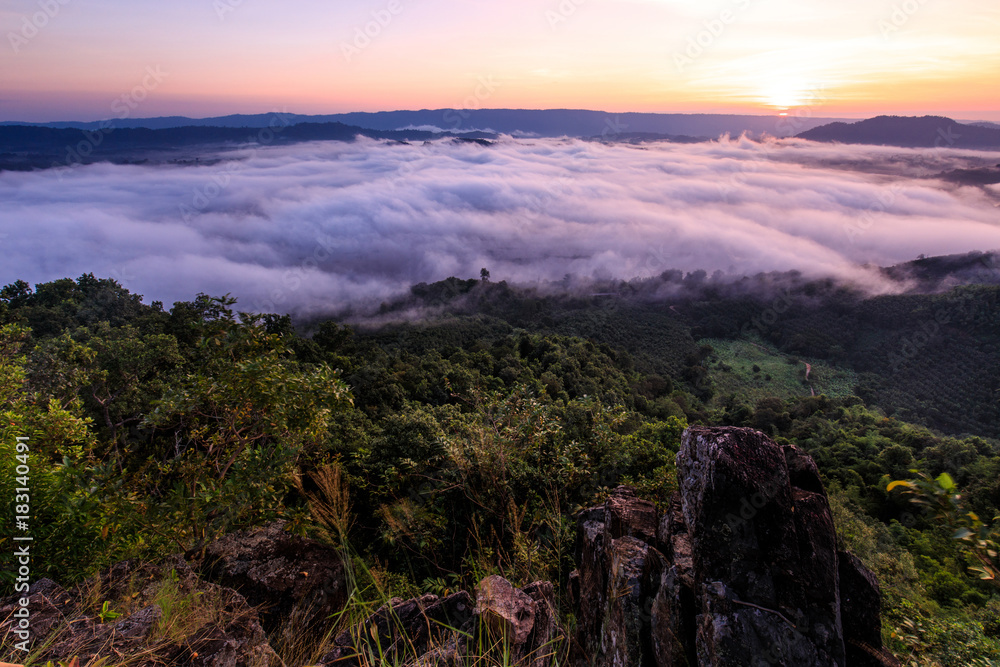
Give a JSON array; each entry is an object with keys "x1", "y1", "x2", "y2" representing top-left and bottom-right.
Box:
[{"x1": 2, "y1": 0, "x2": 999, "y2": 122}]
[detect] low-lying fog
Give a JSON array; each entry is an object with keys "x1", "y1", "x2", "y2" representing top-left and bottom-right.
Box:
[{"x1": 3, "y1": 135, "x2": 999, "y2": 315}]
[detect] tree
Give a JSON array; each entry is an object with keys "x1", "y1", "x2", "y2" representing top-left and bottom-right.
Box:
[
  {"x1": 480, "y1": 268, "x2": 491, "y2": 283},
  {"x1": 140, "y1": 303, "x2": 354, "y2": 549}
]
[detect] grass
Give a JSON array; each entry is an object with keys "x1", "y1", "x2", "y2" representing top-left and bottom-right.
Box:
[
  {"x1": 12, "y1": 565, "x2": 263, "y2": 667},
  {"x1": 285, "y1": 548, "x2": 565, "y2": 667},
  {"x1": 701, "y1": 336, "x2": 859, "y2": 406}
]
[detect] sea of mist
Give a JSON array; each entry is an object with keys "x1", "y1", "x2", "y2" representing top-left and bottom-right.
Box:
[{"x1": 2, "y1": 135, "x2": 999, "y2": 316}]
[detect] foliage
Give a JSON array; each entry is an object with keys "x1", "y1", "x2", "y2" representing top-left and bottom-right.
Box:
[{"x1": 2, "y1": 273, "x2": 1000, "y2": 667}]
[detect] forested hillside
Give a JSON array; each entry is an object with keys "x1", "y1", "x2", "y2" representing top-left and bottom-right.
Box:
[{"x1": 2, "y1": 269, "x2": 1000, "y2": 665}]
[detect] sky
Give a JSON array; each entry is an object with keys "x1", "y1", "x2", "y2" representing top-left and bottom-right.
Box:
[
  {"x1": 2, "y1": 0, "x2": 999, "y2": 122},
  {"x1": 2, "y1": 137, "x2": 997, "y2": 314}
]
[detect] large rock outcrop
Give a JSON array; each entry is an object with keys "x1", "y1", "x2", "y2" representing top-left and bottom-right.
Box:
[{"x1": 571, "y1": 426, "x2": 900, "y2": 667}]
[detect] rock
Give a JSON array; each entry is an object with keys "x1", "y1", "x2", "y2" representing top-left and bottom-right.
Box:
[
  {"x1": 475, "y1": 575, "x2": 536, "y2": 646},
  {"x1": 164, "y1": 614, "x2": 283, "y2": 667},
  {"x1": 575, "y1": 505, "x2": 608, "y2": 650},
  {"x1": 0, "y1": 578, "x2": 73, "y2": 651},
  {"x1": 606, "y1": 536, "x2": 664, "y2": 666},
  {"x1": 318, "y1": 592, "x2": 475, "y2": 667},
  {"x1": 605, "y1": 486, "x2": 658, "y2": 544},
  {"x1": 571, "y1": 426, "x2": 900, "y2": 667},
  {"x1": 415, "y1": 591, "x2": 476, "y2": 651},
  {"x1": 113, "y1": 604, "x2": 162, "y2": 639},
  {"x1": 0, "y1": 559, "x2": 283, "y2": 667},
  {"x1": 651, "y1": 563, "x2": 697, "y2": 666},
  {"x1": 839, "y1": 552, "x2": 902, "y2": 667},
  {"x1": 520, "y1": 581, "x2": 562, "y2": 667},
  {"x1": 572, "y1": 489, "x2": 667, "y2": 666},
  {"x1": 678, "y1": 427, "x2": 844, "y2": 666},
  {"x1": 321, "y1": 577, "x2": 560, "y2": 667},
  {"x1": 198, "y1": 522, "x2": 349, "y2": 640}
]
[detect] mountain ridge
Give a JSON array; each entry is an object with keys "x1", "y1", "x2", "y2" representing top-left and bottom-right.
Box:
[
  {"x1": 1, "y1": 109, "x2": 846, "y2": 138},
  {"x1": 797, "y1": 115, "x2": 1000, "y2": 149}
]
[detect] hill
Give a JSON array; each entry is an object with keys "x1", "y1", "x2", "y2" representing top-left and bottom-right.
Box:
[
  {"x1": 350, "y1": 251, "x2": 1000, "y2": 439},
  {"x1": 797, "y1": 115, "x2": 1000, "y2": 149},
  {"x1": 0, "y1": 109, "x2": 845, "y2": 139},
  {"x1": 0, "y1": 121, "x2": 494, "y2": 172}
]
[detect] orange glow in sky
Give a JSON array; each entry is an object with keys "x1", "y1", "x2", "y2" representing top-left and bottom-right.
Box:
[{"x1": 2, "y1": 0, "x2": 999, "y2": 121}]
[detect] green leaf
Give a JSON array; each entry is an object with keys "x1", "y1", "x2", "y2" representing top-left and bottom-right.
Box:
[
  {"x1": 953, "y1": 527, "x2": 973, "y2": 540},
  {"x1": 936, "y1": 472, "x2": 956, "y2": 491}
]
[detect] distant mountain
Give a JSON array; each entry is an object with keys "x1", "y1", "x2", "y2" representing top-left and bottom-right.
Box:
[
  {"x1": 797, "y1": 115, "x2": 1000, "y2": 149},
  {"x1": 0, "y1": 121, "x2": 493, "y2": 172},
  {"x1": 971, "y1": 121, "x2": 1000, "y2": 131},
  {"x1": 0, "y1": 109, "x2": 846, "y2": 139}
]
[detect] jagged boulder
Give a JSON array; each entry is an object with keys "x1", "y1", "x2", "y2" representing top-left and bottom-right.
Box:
[
  {"x1": 572, "y1": 427, "x2": 900, "y2": 667},
  {"x1": 520, "y1": 581, "x2": 561, "y2": 667},
  {"x1": 475, "y1": 575, "x2": 536, "y2": 646},
  {"x1": 679, "y1": 427, "x2": 845, "y2": 666},
  {"x1": 198, "y1": 521, "x2": 349, "y2": 639},
  {"x1": 839, "y1": 552, "x2": 900, "y2": 667},
  {"x1": 571, "y1": 486, "x2": 666, "y2": 666}
]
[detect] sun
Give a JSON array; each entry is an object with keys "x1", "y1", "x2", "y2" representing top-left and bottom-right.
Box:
[{"x1": 759, "y1": 80, "x2": 810, "y2": 111}]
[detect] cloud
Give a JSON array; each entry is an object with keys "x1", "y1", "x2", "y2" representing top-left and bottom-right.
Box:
[{"x1": 1, "y1": 136, "x2": 999, "y2": 316}]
